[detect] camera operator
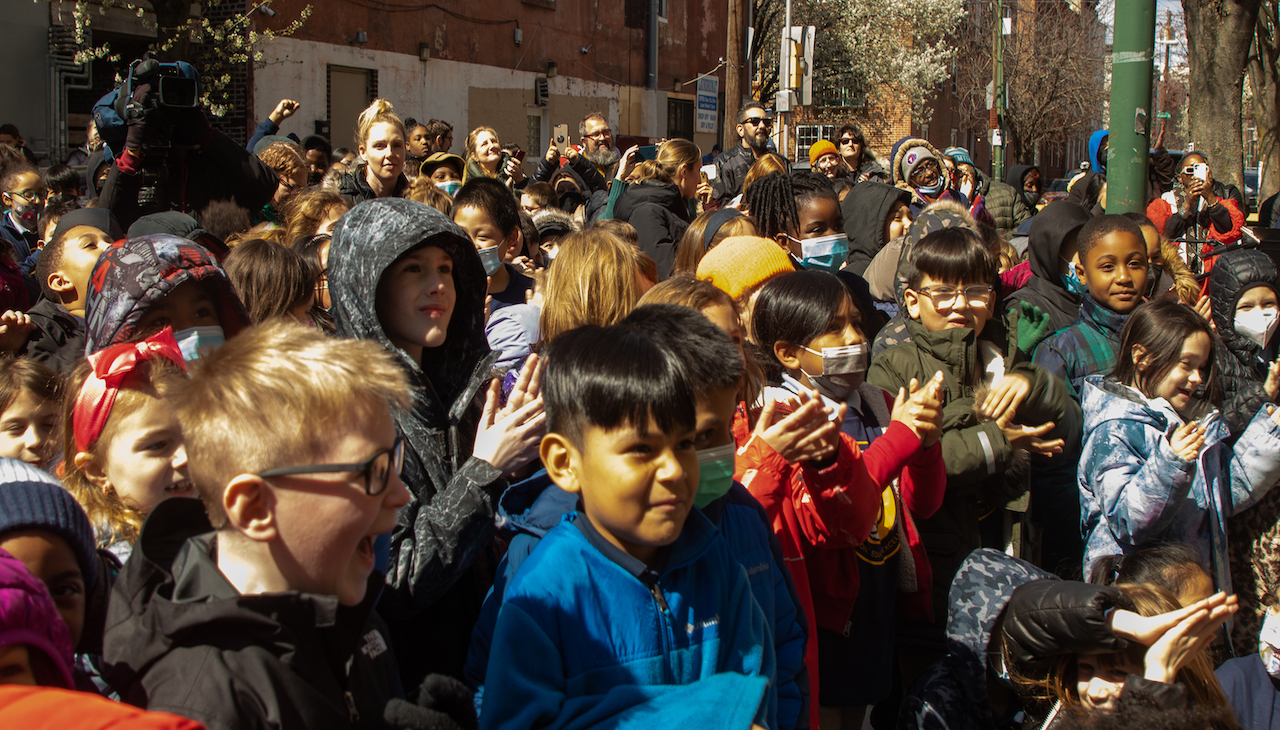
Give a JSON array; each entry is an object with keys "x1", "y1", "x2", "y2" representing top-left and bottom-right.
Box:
[{"x1": 99, "y1": 59, "x2": 279, "y2": 230}]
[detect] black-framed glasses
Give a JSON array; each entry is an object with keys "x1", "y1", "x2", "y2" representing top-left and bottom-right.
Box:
[
  {"x1": 584, "y1": 129, "x2": 612, "y2": 140},
  {"x1": 257, "y1": 437, "x2": 405, "y2": 496},
  {"x1": 742, "y1": 117, "x2": 774, "y2": 128},
  {"x1": 915, "y1": 284, "x2": 993, "y2": 308}
]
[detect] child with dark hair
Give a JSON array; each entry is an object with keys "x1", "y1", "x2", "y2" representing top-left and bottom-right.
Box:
[
  {"x1": 841, "y1": 181, "x2": 913, "y2": 276},
  {"x1": 1079, "y1": 297, "x2": 1280, "y2": 591},
  {"x1": 749, "y1": 269, "x2": 945, "y2": 725},
  {"x1": 479, "y1": 322, "x2": 777, "y2": 729},
  {"x1": 1032, "y1": 215, "x2": 1150, "y2": 574},
  {"x1": 222, "y1": 239, "x2": 317, "y2": 325},
  {"x1": 1005, "y1": 201, "x2": 1095, "y2": 335},
  {"x1": 453, "y1": 177, "x2": 534, "y2": 313},
  {"x1": 869, "y1": 226, "x2": 1081, "y2": 680},
  {"x1": 42, "y1": 165, "x2": 83, "y2": 206},
  {"x1": 468, "y1": 303, "x2": 811, "y2": 728},
  {"x1": 0, "y1": 360, "x2": 60, "y2": 468},
  {"x1": 0, "y1": 163, "x2": 44, "y2": 274}
]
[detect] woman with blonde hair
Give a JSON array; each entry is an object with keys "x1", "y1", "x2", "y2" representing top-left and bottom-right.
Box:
[
  {"x1": 338, "y1": 98, "x2": 408, "y2": 202},
  {"x1": 463, "y1": 126, "x2": 523, "y2": 186},
  {"x1": 538, "y1": 228, "x2": 649, "y2": 343},
  {"x1": 613, "y1": 138, "x2": 710, "y2": 279}
]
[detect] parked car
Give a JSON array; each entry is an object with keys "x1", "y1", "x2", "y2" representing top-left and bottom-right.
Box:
[{"x1": 1039, "y1": 177, "x2": 1072, "y2": 208}]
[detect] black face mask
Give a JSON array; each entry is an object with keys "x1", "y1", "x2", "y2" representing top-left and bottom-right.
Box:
[
  {"x1": 557, "y1": 189, "x2": 584, "y2": 212},
  {"x1": 1145, "y1": 262, "x2": 1164, "y2": 298},
  {"x1": 308, "y1": 170, "x2": 324, "y2": 187}
]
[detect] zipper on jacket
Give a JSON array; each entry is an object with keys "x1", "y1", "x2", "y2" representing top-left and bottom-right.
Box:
[{"x1": 649, "y1": 581, "x2": 674, "y2": 684}]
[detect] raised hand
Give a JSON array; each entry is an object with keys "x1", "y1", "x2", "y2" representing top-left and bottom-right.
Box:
[
  {"x1": 980, "y1": 372, "x2": 1031, "y2": 422},
  {"x1": 1169, "y1": 420, "x2": 1207, "y2": 461},
  {"x1": 754, "y1": 389, "x2": 841, "y2": 464},
  {"x1": 473, "y1": 372, "x2": 546, "y2": 475},
  {"x1": 270, "y1": 99, "x2": 300, "y2": 125},
  {"x1": 0, "y1": 310, "x2": 33, "y2": 353}
]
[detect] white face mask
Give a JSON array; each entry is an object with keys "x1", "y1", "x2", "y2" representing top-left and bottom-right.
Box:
[
  {"x1": 800, "y1": 342, "x2": 868, "y2": 400},
  {"x1": 1234, "y1": 307, "x2": 1279, "y2": 349}
]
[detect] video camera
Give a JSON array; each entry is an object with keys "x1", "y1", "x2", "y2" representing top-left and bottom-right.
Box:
[{"x1": 117, "y1": 56, "x2": 201, "y2": 148}]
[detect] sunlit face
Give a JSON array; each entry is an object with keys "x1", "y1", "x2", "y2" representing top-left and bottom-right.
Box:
[
  {"x1": 581, "y1": 117, "x2": 614, "y2": 155},
  {"x1": 360, "y1": 122, "x2": 406, "y2": 185},
  {"x1": 1077, "y1": 653, "x2": 1141, "y2": 711},
  {"x1": 0, "y1": 389, "x2": 57, "y2": 467},
  {"x1": 375, "y1": 245, "x2": 455, "y2": 362},
  {"x1": 454, "y1": 204, "x2": 516, "y2": 261},
  {"x1": 88, "y1": 391, "x2": 194, "y2": 516},
  {"x1": 1078, "y1": 231, "x2": 1148, "y2": 314},
  {"x1": 815, "y1": 152, "x2": 842, "y2": 178},
  {"x1": 1236, "y1": 285, "x2": 1279, "y2": 317},
  {"x1": 50, "y1": 226, "x2": 111, "y2": 311},
  {"x1": 520, "y1": 194, "x2": 545, "y2": 217},
  {"x1": 475, "y1": 131, "x2": 502, "y2": 165},
  {"x1": 790, "y1": 294, "x2": 866, "y2": 390},
  {"x1": 798, "y1": 197, "x2": 843, "y2": 239},
  {"x1": 885, "y1": 201, "x2": 912, "y2": 243},
  {"x1": 408, "y1": 125, "x2": 430, "y2": 158},
  {"x1": 905, "y1": 274, "x2": 994, "y2": 335},
  {"x1": 559, "y1": 415, "x2": 699, "y2": 566},
  {"x1": 0, "y1": 530, "x2": 85, "y2": 647},
  {"x1": 1136, "y1": 330, "x2": 1211, "y2": 415},
  {"x1": 261, "y1": 402, "x2": 411, "y2": 606},
  {"x1": 838, "y1": 133, "x2": 862, "y2": 165},
  {"x1": 272, "y1": 166, "x2": 306, "y2": 207},
  {"x1": 1023, "y1": 168, "x2": 1041, "y2": 193}
]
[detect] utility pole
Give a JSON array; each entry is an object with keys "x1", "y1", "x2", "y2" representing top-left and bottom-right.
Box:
[
  {"x1": 1106, "y1": 0, "x2": 1157, "y2": 212},
  {"x1": 992, "y1": 0, "x2": 1005, "y2": 181},
  {"x1": 725, "y1": 0, "x2": 745, "y2": 150},
  {"x1": 780, "y1": 0, "x2": 791, "y2": 160}
]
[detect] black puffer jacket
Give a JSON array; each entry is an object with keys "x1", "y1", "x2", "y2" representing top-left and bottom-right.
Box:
[
  {"x1": 330, "y1": 199, "x2": 504, "y2": 688},
  {"x1": 841, "y1": 181, "x2": 910, "y2": 275},
  {"x1": 339, "y1": 162, "x2": 410, "y2": 203},
  {"x1": 1005, "y1": 202, "x2": 1093, "y2": 335},
  {"x1": 613, "y1": 180, "x2": 691, "y2": 279},
  {"x1": 1208, "y1": 250, "x2": 1280, "y2": 438},
  {"x1": 104, "y1": 499, "x2": 402, "y2": 730}
]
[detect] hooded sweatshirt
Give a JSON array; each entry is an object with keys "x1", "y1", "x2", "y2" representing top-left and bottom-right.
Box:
[
  {"x1": 102, "y1": 499, "x2": 402, "y2": 730},
  {"x1": 1005, "y1": 202, "x2": 1093, "y2": 335},
  {"x1": 1089, "y1": 131, "x2": 1109, "y2": 174},
  {"x1": 1208, "y1": 250, "x2": 1280, "y2": 438},
  {"x1": 83, "y1": 234, "x2": 250, "y2": 355},
  {"x1": 1005, "y1": 165, "x2": 1041, "y2": 214},
  {"x1": 329, "y1": 198, "x2": 505, "y2": 688},
  {"x1": 900, "y1": 549, "x2": 1052, "y2": 730},
  {"x1": 1078, "y1": 375, "x2": 1280, "y2": 594},
  {"x1": 614, "y1": 180, "x2": 692, "y2": 279},
  {"x1": 841, "y1": 181, "x2": 911, "y2": 276}
]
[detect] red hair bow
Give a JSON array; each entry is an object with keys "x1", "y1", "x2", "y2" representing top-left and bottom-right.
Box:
[{"x1": 73, "y1": 327, "x2": 188, "y2": 453}]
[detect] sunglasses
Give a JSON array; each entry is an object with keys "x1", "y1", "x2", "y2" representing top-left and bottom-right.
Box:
[{"x1": 742, "y1": 117, "x2": 774, "y2": 128}]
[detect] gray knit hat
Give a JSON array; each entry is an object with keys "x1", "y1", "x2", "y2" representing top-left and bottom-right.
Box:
[{"x1": 0, "y1": 460, "x2": 98, "y2": 590}]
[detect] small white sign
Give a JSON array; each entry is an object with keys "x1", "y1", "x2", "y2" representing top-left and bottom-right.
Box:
[
  {"x1": 991, "y1": 130, "x2": 1003, "y2": 147},
  {"x1": 696, "y1": 76, "x2": 719, "y2": 134}
]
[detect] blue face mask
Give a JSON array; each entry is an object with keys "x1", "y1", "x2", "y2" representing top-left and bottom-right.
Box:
[
  {"x1": 916, "y1": 180, "x2": 945, "y2": 198},
  {"x1": 477, "y1": 245, "x2": 503, "y2": 276},
  {"x1": 798, "y1": 233, "x2": 850, "y2": 273},
  {"x1": 693, "y1": 443, "x2": 736, "y2": 508},
  {"x1": 173, "y1": 325, "x2": 225, "y2": 362},
  {"x1": 1060, "y1": 272, "x2": 1088, "y2": 296},
  {"x1": 435, "y1": 180, "x2": 462, "y2": 198}
]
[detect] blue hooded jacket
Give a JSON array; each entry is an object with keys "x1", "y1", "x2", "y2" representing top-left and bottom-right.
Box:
[
  {"x1": 1078, "y1": 375, "x2": 1280, "y2": 592},
  {"x1": 478, "y1": 508, "x2": 776, "y2": 730},
  {"x1": 467, "y1": 473, "x2": 809, "y2": 728},
  {"x1": 1089, "y1": 130, "x2": 1109, "y2": 173}
]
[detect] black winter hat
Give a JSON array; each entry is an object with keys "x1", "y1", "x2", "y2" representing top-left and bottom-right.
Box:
[{"x1": 0, "y1": 459, "x2": 99, "y2": 590}]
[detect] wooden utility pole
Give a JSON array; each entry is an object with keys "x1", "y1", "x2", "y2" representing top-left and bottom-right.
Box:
[{"x1": 725, "y1": 0, "x2": 745, "y2": 150}]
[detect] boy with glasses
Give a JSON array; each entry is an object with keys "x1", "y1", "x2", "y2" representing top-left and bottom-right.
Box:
[
  {"x1": 713, "y1": 102, "x2": 787, "y2": 206},
  {"x1": 104, "y1": 320, "x2": 415, "y2": 728},
  {"x1": 867, "y1": 226, "x2": 1079, "y2": 685}
]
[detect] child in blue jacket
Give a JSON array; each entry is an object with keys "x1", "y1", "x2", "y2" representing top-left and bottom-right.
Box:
[
  {"x1": 1079, "y1": 298, "x2": 1280, "y2": 593},
  {"x1": 465, "y1": 309, "x2": 809, "y2": 727},
  {"x1": 479, "y1": 322, "x2": 775, "y2": 730}
]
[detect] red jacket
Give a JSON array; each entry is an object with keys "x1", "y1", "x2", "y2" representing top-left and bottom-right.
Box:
[
  {"x1": 732, "y1": 389, "x2": 943, "y2": 723},
  {"x1": 1146, "y1": 194, "x2": 1245, "y2": 288}
]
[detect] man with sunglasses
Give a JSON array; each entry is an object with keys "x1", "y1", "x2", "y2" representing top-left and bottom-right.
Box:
[
  {"x1": 712, "y1": 101, "x2": 789, "y2": 205},
  {"x1": 105, "y1": 321, "x2": 418, "y2": 729}
]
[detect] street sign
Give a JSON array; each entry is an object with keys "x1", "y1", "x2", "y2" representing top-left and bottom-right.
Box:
[{"x1": 696, "y1": 76, "x2": 719, "y2": 134}]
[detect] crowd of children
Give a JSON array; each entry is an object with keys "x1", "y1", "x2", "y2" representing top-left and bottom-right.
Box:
[{"x1": 0, "y1": 98, "x2": 1279, "y2": 730}]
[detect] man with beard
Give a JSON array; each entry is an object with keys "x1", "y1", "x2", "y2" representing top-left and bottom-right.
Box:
[
  {"x1": 530, "y1": 113, "x2": 615, "y2": 222},
  {"x1": 578, "y1": 113, "x2": 620, "y2": 184},
  {"x1": 712, "y1": 102, "x2": 786, "y2": 206}
]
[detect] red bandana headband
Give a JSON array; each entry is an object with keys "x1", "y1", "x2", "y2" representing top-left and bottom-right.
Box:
[{"x1": 73, "y1": 327, "x2": 188, "y2": 453}]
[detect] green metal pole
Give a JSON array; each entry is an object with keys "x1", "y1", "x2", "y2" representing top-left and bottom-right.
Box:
[
  {"x1": 1107, "y1": 0, "x2": 1158, "y2": 212},
  {"x1": 993, "y1": 0, "x2": 1004, "y2": 181}
]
